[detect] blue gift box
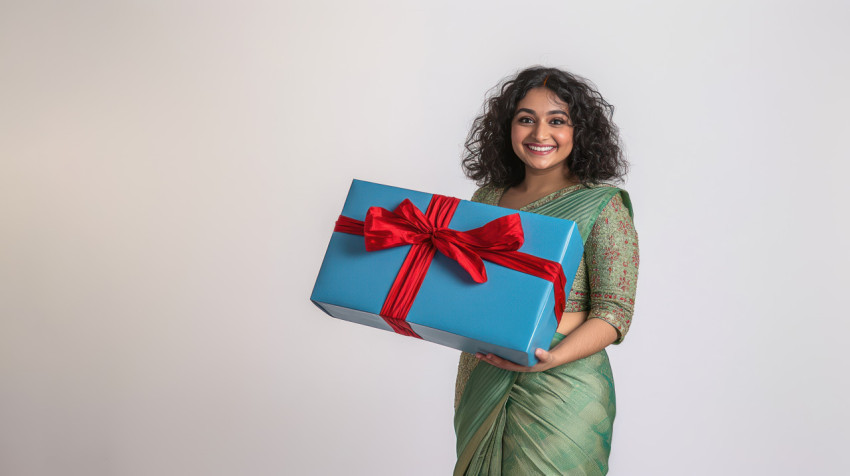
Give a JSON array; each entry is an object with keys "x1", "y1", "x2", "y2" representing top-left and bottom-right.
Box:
[{"x1": 310, "y1": 179, "x2": 583, "y2": 366}]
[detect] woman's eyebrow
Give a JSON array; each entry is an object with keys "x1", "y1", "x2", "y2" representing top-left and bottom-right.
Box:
[{"x1": 514, "y1": 108, "x2": 569, "y2": 117}]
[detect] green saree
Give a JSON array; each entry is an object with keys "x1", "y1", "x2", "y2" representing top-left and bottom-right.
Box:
[{"x1": 454, "y1": 184, "x2": 634, "y2": 476}]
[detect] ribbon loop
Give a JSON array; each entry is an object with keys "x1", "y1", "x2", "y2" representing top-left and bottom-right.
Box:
[{"x1": 363, "y1": 199, "x2": 526, "y2": 274}]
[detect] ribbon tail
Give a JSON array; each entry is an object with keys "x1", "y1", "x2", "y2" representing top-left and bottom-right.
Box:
[
  {"x1": 477, "y1": 249, "x2": 567, "y2": 324},
  {"x1": 334, "y1": 216, "x2": 366, "y2": 235},
  {"x1": 378, "y1": 243, "x2": 438, "y2": 339},
  {"x1": 432, "y1": 236, "x2": 488, "y2": 283},
  {"x1": 384, "y1": 319, "x2": 423, "y2": 338}
]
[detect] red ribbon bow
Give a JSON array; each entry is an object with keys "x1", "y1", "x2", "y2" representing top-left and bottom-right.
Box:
[{"x1": 334, "y1": 194, "x2": 567, "y2": 338}]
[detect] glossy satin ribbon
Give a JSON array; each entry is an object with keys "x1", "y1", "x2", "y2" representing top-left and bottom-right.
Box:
[{"x1": 334, "y1": 194, "x2": 567, "y2": 338}]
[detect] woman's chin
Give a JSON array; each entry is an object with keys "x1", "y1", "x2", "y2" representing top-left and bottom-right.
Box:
[{"x1": 524, "y1": 161, "x2": 565, "y2": 174}]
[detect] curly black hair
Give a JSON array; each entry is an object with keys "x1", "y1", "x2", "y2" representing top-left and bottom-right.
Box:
[{"x1": 462, "y1": 66, "x2": 627, "y2": 187}]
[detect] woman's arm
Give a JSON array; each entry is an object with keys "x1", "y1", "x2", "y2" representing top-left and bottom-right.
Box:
[{"x1": 478, "y1": 314, "x2": 617, "y2": 372}]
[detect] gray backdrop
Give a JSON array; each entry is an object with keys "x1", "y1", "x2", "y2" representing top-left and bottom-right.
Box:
[{"x1": 2, "y1": 0, "x2": 848, "y2": 474}]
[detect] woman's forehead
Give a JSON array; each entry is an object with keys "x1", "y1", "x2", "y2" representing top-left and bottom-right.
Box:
[{"x1": 517, "y1": 88, "x2": 569, "y2": 112}]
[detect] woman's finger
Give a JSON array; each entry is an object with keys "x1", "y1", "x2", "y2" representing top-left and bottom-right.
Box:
[
  {"x1": 535, "y1": 348, "x2": 552, "y2": 363},
  {"x1": 478, "y1": 353, "x2": 531, "y2": 372}
]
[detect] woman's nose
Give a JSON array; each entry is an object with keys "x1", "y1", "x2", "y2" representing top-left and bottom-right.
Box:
[{"x1": 532, "y1": 123, "x2": 549, "y2": 141}]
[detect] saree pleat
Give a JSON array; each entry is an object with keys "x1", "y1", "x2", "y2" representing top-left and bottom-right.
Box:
[
  {"x1": 455, "y1": 334, "x2": 615, "y2": 476},
  {"x1": 454, "y1": 185, "x2": 629, "y2": 476}
]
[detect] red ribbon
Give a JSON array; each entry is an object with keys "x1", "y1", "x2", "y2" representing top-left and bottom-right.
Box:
[{"x1": 334, "y1": 194, "x2": 567, "y2": 338}]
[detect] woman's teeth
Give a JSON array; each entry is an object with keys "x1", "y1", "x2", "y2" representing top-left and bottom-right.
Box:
[{"x1": 528, "y1": 145, "x2": 554, "y2": 152}]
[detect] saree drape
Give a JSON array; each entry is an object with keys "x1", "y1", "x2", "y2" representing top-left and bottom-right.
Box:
[{"x1": 454, "y1": 185, "x2": 630, "y2": 476}]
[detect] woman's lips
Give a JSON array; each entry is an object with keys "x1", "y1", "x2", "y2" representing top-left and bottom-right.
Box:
[{"x1": 525, "y1": 143, "x2": 555, "y2": 155}]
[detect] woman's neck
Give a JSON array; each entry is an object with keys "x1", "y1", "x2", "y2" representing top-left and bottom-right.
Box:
[{"x1": 514, "y1": 167, "x2": 579, "y2": 196}]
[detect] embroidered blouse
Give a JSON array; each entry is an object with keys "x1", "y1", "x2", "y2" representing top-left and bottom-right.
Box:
[{"x1": 469, "y1": 183, "x2": 639, "y2": 344}]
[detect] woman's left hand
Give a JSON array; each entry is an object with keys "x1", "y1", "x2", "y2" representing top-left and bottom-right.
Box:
[{"x1": 476, "y1": 348, "x2": 557, "y2": 373}]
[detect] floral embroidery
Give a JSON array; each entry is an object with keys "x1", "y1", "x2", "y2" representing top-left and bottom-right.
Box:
[
  {"x1": 618, "y1": 275, "x2": 631, "y2": 292},
  {"x1": 568, "y1": 193, "x2": 638, "y2": 343},
  {"x1": 617, "y1": 219, "x2": 631, "y2": 236},
  {"x1": 603, "y1": 245, "x2": 620, "y2": 268},
  {"x1": 588, "y1": 270, "x2": 602, "y2": 290},
  {"x1": 610, "y1": 197, "x2": 623, "y2": 213}
]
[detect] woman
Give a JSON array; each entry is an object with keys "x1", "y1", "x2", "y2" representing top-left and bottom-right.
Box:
[{"x1": 454, "y1": 66, "x2": 639, "y2": 475}]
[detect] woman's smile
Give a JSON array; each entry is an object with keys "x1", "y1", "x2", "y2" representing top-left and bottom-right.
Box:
[{"x1": 525, "y1": 143, "x2": 557, "y2": 154}]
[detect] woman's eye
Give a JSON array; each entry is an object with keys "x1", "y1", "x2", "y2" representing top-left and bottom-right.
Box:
[
  {"x1": 517, "y1": 117, "x2": 534, "y2": 124},
  {"x1": 550, "y1": 118, "x2": 565, "y2": 125}
]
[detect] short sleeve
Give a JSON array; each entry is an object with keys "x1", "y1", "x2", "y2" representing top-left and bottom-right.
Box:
[{"x1": 584, "y1": 192, "x2": 639, "y2": 343}]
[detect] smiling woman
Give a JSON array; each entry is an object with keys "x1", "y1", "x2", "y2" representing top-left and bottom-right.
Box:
[{"x1": 454, "y1": 67, "x2": 637, "y2": 476}]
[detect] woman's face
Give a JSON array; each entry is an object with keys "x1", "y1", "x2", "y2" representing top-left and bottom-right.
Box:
[{"x1": 510, "y1": 87, "x2": 574, "y2": 175}]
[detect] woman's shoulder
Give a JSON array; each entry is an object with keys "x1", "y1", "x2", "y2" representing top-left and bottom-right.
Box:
[
  {"x1": 584, "y1": 183, "x2": 633, "y2": 218},
  {"x1": 469, "y1": 184, "x2": 504, "y2": 205}
]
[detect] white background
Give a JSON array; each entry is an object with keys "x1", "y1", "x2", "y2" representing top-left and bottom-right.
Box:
[{"x1": 2, "y1": 1, "x2": 848, "y2": 474}]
